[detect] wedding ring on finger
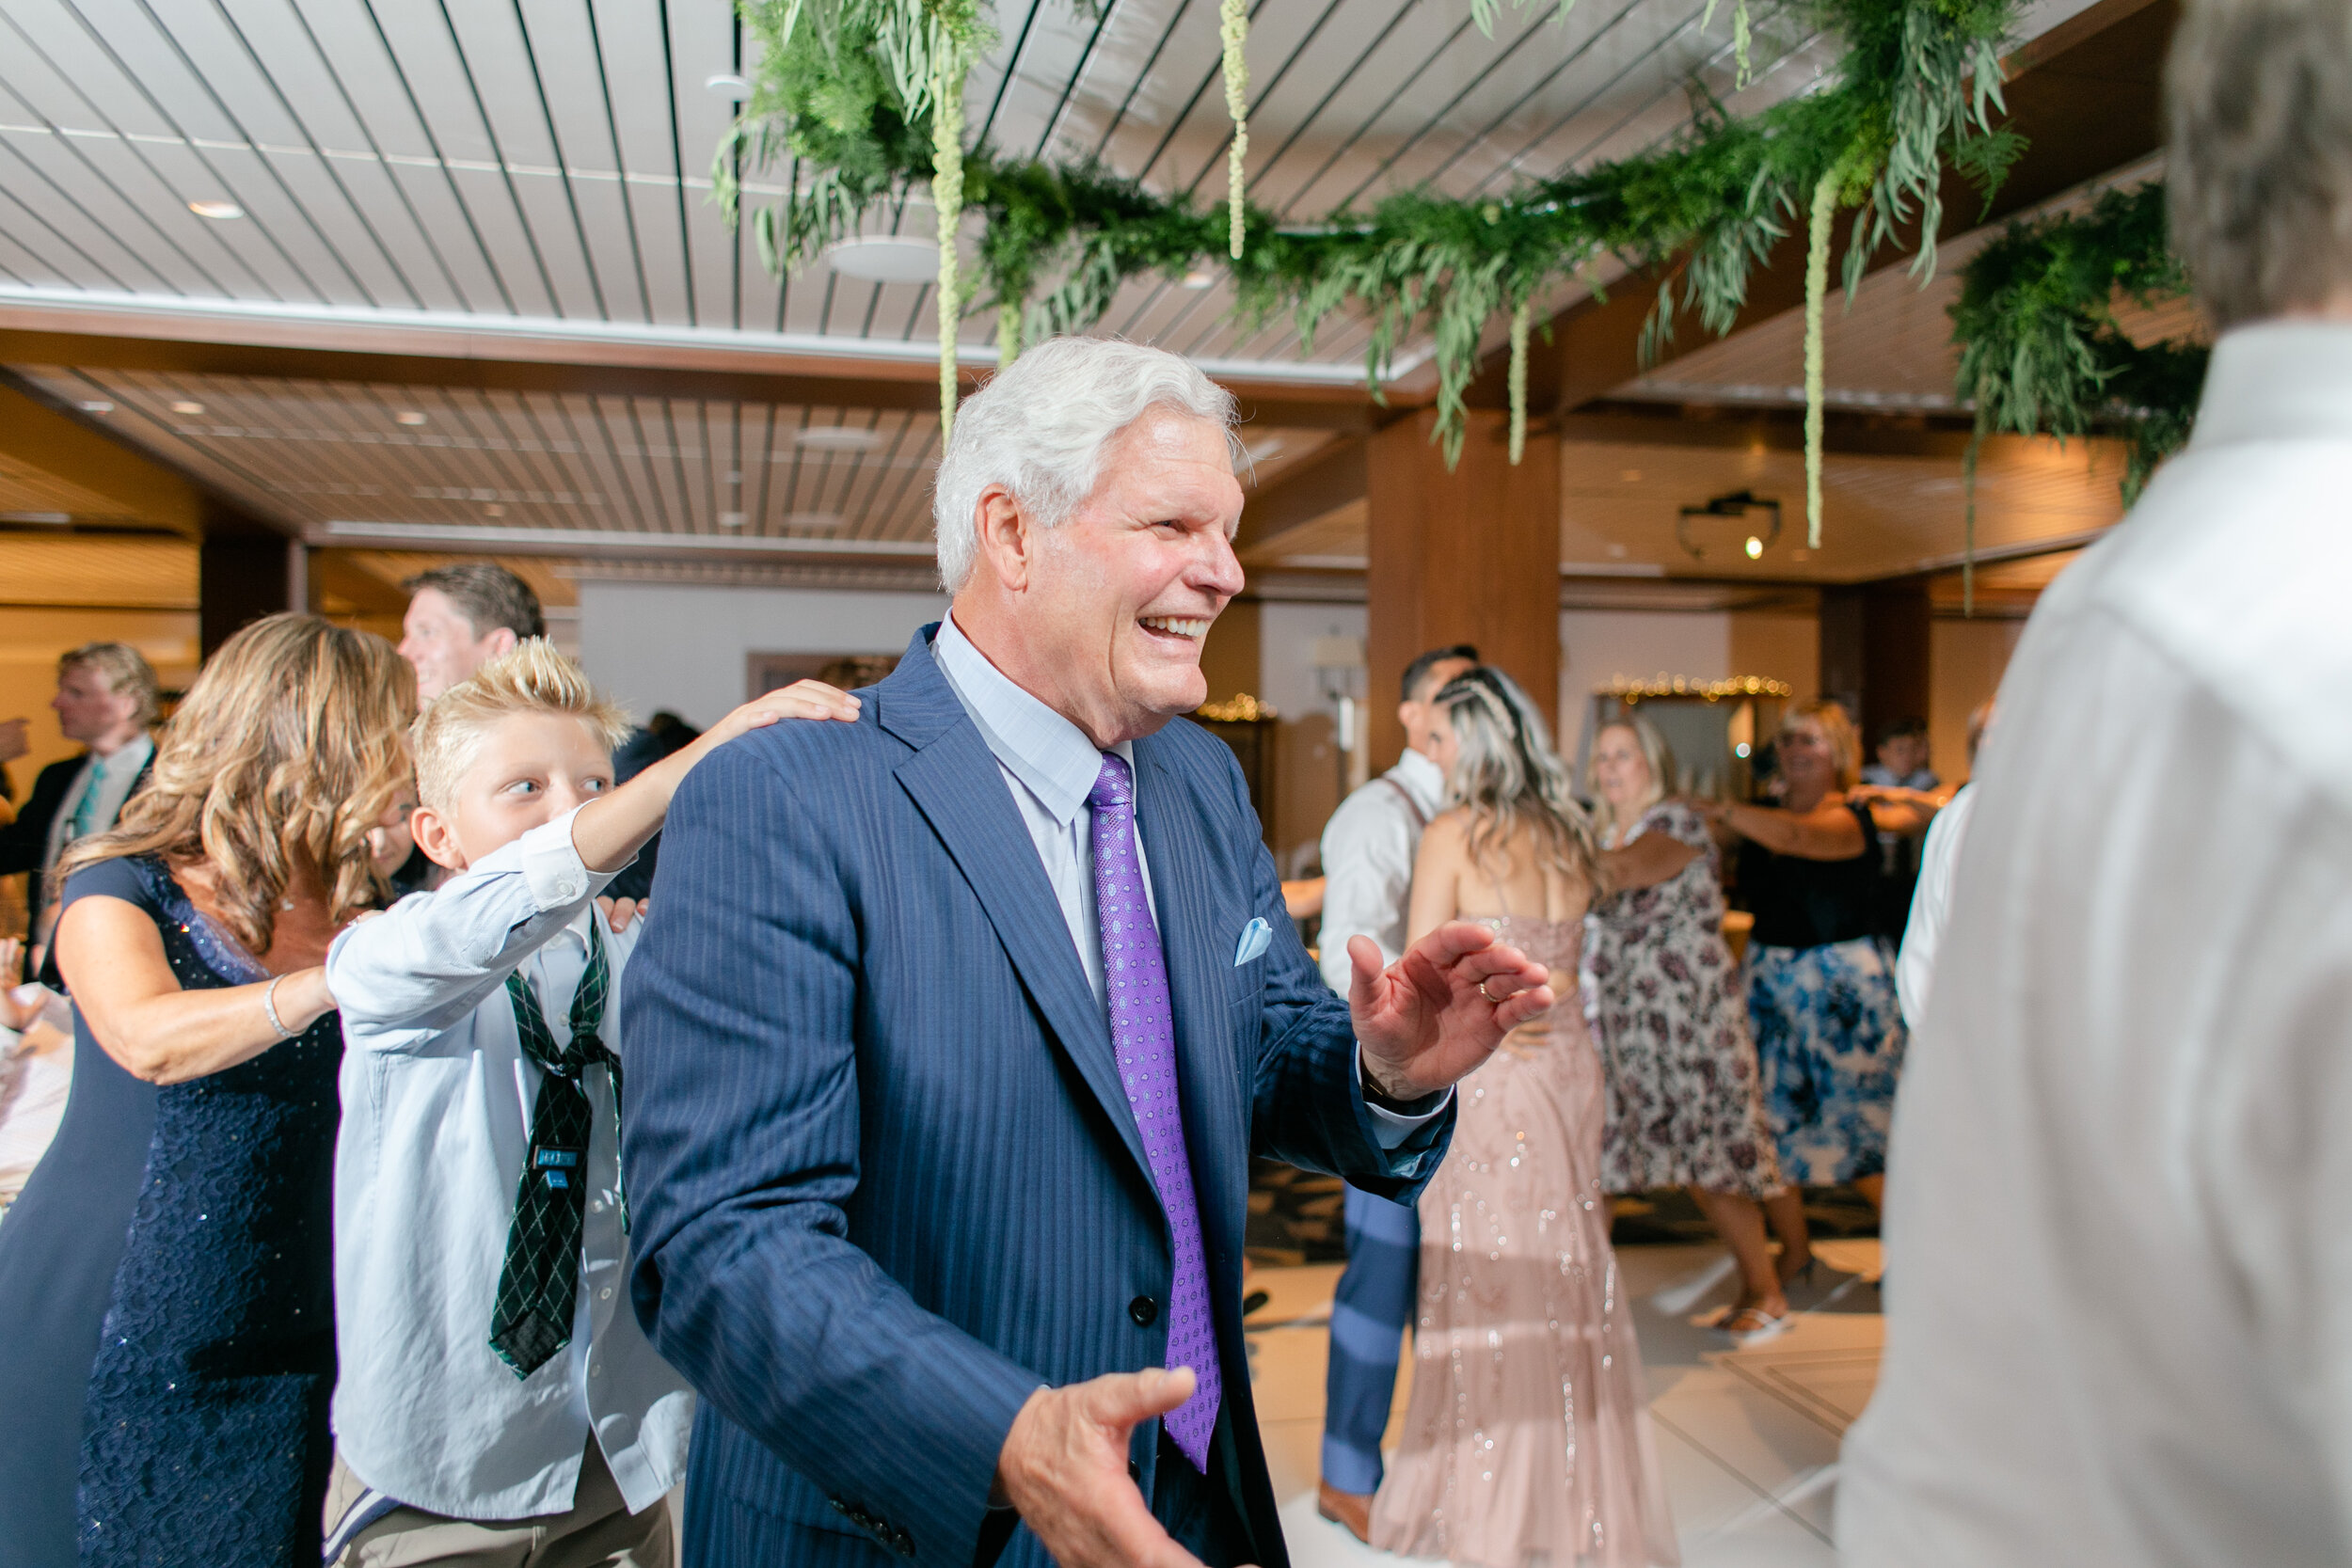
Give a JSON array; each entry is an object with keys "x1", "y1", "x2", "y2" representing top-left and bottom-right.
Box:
[{"x1": 1480, "y1": 977, "x2": 1511, "y2": 1005}]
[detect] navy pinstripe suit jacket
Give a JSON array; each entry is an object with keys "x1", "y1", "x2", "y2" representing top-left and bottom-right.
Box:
[{"x1": 619, "y1": 626, "x2": 1451, "y2": 1568}]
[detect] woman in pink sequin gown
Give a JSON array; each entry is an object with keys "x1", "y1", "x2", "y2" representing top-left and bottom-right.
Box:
[{"x1": 1369, "y1": 667, "x2": 1679, "y2": 1568}]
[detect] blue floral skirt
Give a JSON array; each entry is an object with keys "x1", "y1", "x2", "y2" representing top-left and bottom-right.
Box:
[{"x1": 1745, "y1": 938, "x2": 1908, "y2": 1185}]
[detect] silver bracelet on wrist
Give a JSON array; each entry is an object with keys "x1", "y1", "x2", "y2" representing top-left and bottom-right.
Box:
[{"x1": 262, "y1": 974, "x2": 299, "y2": 1042}]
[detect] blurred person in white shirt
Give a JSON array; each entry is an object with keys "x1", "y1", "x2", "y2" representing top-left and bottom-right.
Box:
[
  {"x1": 1891, "y1": 700, "x2": 1994, "y2": 1035},
  {"x1": 1840, "y1": 5, "x2": 2352, "y2": 1561}
]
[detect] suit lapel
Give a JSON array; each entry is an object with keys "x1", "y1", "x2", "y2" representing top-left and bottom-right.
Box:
[
  {"x1": 1131, "y1": 737, "x2": 1249, "y2": 1268},
  {"x1": 880, "y1": 634, "x2": 1152, "y2": 1187}
]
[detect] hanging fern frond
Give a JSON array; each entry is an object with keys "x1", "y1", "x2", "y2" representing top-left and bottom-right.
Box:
[{"x1": 1950, "y1": 181, "x2": 2202, "y2": 503}]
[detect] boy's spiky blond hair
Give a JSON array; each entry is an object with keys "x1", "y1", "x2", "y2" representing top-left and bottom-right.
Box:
[{"x1": 413, "y1": 639, "x2": 631, "y2": 813}]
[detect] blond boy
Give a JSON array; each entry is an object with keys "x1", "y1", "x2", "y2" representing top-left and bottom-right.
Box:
[{"x1": 321, "y1": 641, "x2": 855, "y2": 1566}]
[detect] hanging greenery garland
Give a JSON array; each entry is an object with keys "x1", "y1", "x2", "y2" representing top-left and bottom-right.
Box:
[
  {"x1": 719, "y1": 0, "x2": 2027, "y2": 518},
  {"x1": 1948, "y1": 181, "x2": 2203, "y2": 503},
  {"x1": 1943, "y1": 179, "x2": 2203, "y2": 613}
]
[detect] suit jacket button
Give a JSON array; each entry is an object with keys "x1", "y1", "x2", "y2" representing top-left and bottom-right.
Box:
[
  {"x1": 893, "y1": 1528, "x2": 916, "y2": 1557},
  {"x1": 1129, "y1": 1295, "x2": 1159, "y2": 1327},
  {"x1": 1128, "y1": 1459, "x2": 1143, "y2": 1483}
]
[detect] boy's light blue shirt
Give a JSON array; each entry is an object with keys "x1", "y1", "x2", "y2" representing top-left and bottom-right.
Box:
[{"x1": 325, "y1": 805, "x2": 690, "y2": 1521}]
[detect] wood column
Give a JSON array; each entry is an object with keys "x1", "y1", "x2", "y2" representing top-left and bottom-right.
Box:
[
  {"x1": 199, "y1": 533, "x2": 307, "y2": 657},
  {"x1": 1366, "y1": 409, "x2": 1558, "y2": 769},
  {"x1": 1818, "y1": 576, "x2": 1931, "y2": 746}
]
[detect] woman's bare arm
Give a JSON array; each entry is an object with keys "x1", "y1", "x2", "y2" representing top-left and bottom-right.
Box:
[
  {"x1": 1701, "y1": 797, "x2": 1868, "y2": 861},
  {"x1": 1600, "y1": 832, "x2": 1702, "y2": 893},
  {"x1": 56, "y1": 896, "x2": 337, "y2": 1085},
  {"x1": 1406, "y1": 813, "x2": 1465, "y2": 948},
  {"x1": 1850, "y1": 789, "x2": 1943, "y2": 838}
]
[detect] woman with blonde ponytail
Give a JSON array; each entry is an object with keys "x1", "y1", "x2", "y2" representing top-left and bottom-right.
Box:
[
  {"x1": 1370, "y1": 666, "x2": 1679, "y2": 1568},
  {"x1": 0, "y1": 614, "x2": 417, "y2": 1568}
]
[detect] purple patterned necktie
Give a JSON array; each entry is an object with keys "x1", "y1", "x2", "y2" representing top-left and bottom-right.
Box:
[{"x1": 1089, "y1": 752, "x2": 1219, "y2": 1470}]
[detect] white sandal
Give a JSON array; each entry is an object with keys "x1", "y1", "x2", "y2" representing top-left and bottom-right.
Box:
[{"x1": 1719, "y1": 1305, "x2": 1792, "y2": 1346}]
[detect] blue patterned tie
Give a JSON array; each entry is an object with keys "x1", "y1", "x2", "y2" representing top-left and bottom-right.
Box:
[{"x1": 1089, "y1": 752, "x2": 1219, "y2": 1470}]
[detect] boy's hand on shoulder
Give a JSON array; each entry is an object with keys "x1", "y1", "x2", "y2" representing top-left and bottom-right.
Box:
[
  {"x1": 596, "y1": 895, "x2": 646, "y2": 933},
  {"x1": 573, "y1": 682, "x2": 858, "y2": 877},
  {"x1": 700, "y1": 680, "x2": 861, "y2": 752}
]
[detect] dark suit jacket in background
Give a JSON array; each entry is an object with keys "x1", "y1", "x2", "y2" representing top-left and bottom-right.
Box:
[
  {"x1": 602, "y1": 724, "x2": 673, "y2": 903},
  {"x1": 0, "y1": 749, "x2": 155, "y2": 984},
  {"x1": 620, "y1": 626, "x2": 1451, "y2": 1568}
]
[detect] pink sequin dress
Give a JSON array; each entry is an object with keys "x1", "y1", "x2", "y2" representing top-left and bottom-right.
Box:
[{"x1": 1369, "y1": 912, "x2": 1680, "y2": 1568}]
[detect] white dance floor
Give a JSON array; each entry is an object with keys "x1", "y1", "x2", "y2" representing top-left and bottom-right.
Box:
[{"x1": 1245, "y1": 1241, "x2": 1886, "y2": 1568}]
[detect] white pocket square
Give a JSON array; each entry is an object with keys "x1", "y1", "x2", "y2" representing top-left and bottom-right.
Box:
[{"x1": 1233, "y1": 917, "x2": 1272, "y2": 966}]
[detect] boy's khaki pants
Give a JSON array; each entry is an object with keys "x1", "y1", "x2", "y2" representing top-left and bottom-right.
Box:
[{"x1": 324, "y1": 1438, "x2": 672, "y2": 1568}]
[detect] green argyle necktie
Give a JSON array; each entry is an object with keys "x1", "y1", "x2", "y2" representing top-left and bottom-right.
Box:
[{"x1": 488, "y1": 923, "x2": 622, "y2": 1379}]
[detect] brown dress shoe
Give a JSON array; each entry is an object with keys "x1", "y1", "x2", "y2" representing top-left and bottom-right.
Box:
[{"x1": 1316, "y1": 1481, "x2": 1373, "y2": 1544}]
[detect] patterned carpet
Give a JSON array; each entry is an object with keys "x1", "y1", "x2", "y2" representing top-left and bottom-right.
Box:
[{"x1": 1247, "y1": 1158, "x2": 1880, "y2": 1264}]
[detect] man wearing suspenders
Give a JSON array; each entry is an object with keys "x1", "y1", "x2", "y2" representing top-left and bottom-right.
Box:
[{"x1": 1312, "y1": 643, "x2": 1478, "y2": 1540}]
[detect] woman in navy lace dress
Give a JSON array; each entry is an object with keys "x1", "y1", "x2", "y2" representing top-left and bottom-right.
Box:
[{"x1": 0, "y1": 615, "x2": 416, "y2": 1567}]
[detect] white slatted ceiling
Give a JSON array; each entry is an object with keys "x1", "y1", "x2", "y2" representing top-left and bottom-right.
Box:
[{"x1": 0, "y1": 0, "x2": 1864, "y2": 368}]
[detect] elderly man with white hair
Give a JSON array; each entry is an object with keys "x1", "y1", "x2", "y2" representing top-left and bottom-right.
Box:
[
  {"x1": 620, "y1": 337, "x2": 1558, "y2": 1568},
  {"x1": 1840, "y1": 2, "x2": 2352, "y2": 1563}
]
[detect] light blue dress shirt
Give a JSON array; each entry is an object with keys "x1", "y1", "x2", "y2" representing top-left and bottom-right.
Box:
[
  {"x1": 325, "y1": 808, "x2": 690, "y2": 1521},
  {"x1": 930, "y1": 614, "x2": 1444, "y2": 1143}
]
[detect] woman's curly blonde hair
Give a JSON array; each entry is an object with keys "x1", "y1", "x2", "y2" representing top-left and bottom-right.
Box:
[{"x1": 58, "y1": 613, "x2": 418, "y2": 955}]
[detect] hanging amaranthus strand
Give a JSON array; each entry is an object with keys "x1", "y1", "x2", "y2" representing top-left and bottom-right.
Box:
[
  {"x1": 931, "y1": 34, "x2": 965, "y2": 434},
  {"x1": 1507, "y1": 299, "x2": 1532, "y2": 466},
  {"x1": 1218, "y1": 0, "x2": 1248, "y2": 261},
  {"x1": 1803, "y1": 168, "x2": 1836, "y2": 550},
  {"x1": 1700, "y1": 0, "x2": 1754, "y2": 87}
]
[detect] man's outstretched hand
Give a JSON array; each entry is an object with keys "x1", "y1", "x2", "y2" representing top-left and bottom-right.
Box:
[
  {"x1": 996, "y1": 1369, "x2": 1241, "y2": 1568},
  {"x1": 1349, "y1": 923, "x2": 1554, "y2": 1102}
]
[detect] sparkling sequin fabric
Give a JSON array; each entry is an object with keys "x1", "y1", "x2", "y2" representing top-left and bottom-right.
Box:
[
  {"x1": 1371, "y1": 914, "x2": 1679, "y2": 1568},
  {"x1": 75, "y1": 855, "x2": 343, "y2": 1567}
]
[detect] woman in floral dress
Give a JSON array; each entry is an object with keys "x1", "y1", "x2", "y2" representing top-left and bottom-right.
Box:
[{"x1": 1585, "y1": 716, "x2": 1805, "y2": 1339}]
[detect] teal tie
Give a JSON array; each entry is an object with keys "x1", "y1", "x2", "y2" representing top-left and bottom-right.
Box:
[
  {"x1": 487, "y1": 924, "x2": 620, "y2": 1378},
  {"x1": 63, "y1": 764, "x2": 105, "y2": 843}
]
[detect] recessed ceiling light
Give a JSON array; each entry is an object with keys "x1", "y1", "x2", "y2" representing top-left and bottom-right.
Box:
[
  {"x1": 78, "y1": 400, "x2": 113, "y2": 414},
  {"x1": 394, "y1": 410, "x2": 427, "y2": 426},
  {"x1": 786, "y1": 511, "x2": 845, "y2": 531},
  {"x1": 1744, "y1": 535, "x2": 1765, "y2": 560},
  {"x1": 1619, "y1": 468, "x2": 1643, "y2": 483},
  {"x1": 187, "y1": 199, "x2": 243, "y2": 220},
  {"x1": 823, "y1": 236, "x2": 941, "y2": 284},
  {"x1": 796, "y1": 425, "x2": 882, "y2": 451},
  {"x1": 1182, "y1": 269, "x2": 1215, "y2": 290},
  {"x1": 169, "y1": 400, "x2": 204, "y2": 415},
  {"x1": 484, "y1": 503, "x2": 506, "y2": 517},
  {"x1": 706, "y1": 73, "x2": 749, "y2": 98},
  {"x1": 717, "y1": 510, "x2": 747, "y2": 529}
]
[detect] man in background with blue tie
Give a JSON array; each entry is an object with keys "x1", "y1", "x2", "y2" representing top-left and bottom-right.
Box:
[
  {"x1": 0, "y1": 641, "x2": 157, "y2": 981},
  {"x1": 621, "y1": 337, "x2": 1557, "y2": 1568}
]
